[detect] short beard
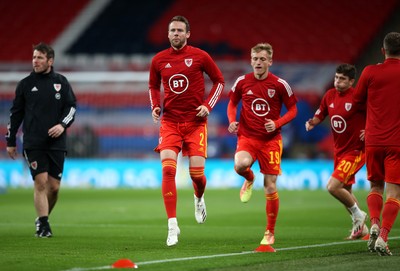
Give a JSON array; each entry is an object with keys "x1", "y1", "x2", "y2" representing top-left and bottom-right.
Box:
[
  {"x1": 34, "y1": 66, "x2": 51, "y2": 74},
  {"x1": 171, "y1": 40, "x2": 185, "y2": 50}
]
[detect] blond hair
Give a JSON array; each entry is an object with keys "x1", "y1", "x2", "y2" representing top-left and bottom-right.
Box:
[{"x1": 251, "y1": 43, "x2": 273, "y2": 58}]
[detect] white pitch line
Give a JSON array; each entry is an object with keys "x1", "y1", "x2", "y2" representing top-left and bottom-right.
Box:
[
  {"x1": 62, "y1": 266, "x2": 111, "y2": 271},
  {"x1": 61, "y1": 236, "x2": 399, "y2": 271},
  {"x1": 136, "y1": 250, "x2": 254, "y2": 265}
]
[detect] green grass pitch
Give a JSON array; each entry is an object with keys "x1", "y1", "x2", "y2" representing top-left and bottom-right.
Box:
[{"x1": 0, "y1": 188, "x2": 398, "y2": 271}]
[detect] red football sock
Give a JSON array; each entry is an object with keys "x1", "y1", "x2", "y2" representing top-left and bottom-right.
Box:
[
  {"x1": 367, "y1": 192, "x2": 383, "y2": 226},
  {"x1": 190, "y1": 166, "x2": 206, "y2": 198},
  {"x1": 380, "y1": 228, "x2": 389, "y2": 242},
  {"x1": 161, "y1": 159, "x2": 177, "y2": 218},
  {"x1": 266, "y1": 192, "x2": 279, "y2": 234},
  {"x1": 235, "y1": 166, "x2": 255, "y2": 182},
  {"x1": 380, "y1": 198, "x2": 400, "y2": 242}
]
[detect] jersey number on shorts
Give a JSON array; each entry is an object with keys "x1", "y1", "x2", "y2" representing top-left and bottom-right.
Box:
[
  {"x1": 338, "y1": 160, "x2": 352, "y2": 173},
  {"x1": 338, "y1": 155, "x2": 361, "y2": 176},
  {"x1": 269, "y1": 151, "x2": 281, "y2": 165},
  {"x1": 199, "y1": 132, "x2": 204, "y2": 146}
]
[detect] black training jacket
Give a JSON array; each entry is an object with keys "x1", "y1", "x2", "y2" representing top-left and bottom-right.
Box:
[{"x1": 5, "y1": 68, "x2": 77, "y2": 151}]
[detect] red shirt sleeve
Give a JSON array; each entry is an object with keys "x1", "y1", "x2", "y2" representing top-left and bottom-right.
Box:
[
  {"x1": 227, "y1": 100, "x2": 238, "y2": 124},
  {"x1": 314, "y1": 90, "x2": 330, "y2": 122},
  {"x1": 201, "y1": 52, "x2": 224, "y2": 112},
  {"x1": 274, "y1": 79, "x2": 297, "y2": 128},
  {"x1": 148, "y1": 56, "x2": 161, "y2": 111},
  {"x1": 227, "y1": 75, "x2": 244, "y2": 123},
  {"x1": 353, "y1": 67, "x2": 369, "y2": 106},
  {"x1": 275, "y1": 102, "x2": 297, "y2": 129}
]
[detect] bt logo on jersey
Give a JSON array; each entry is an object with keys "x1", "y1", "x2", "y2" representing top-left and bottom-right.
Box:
[
  {"x1": 169, "y1": 74, "x2": 189, "y2": 94},
  {"x1": 251, "y1": 98, "x2": 270, "y2": 117},
  {"x1": 331, "y1": 114, "x2": 347, "y2": 133}
]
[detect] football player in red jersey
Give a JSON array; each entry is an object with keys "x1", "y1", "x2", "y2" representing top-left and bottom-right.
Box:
[
  {"x1": 306, "y1": 64, "x2": 368, "y2": 240},
  {"x1": 354, "y1": 32, "x2": 400, "y2": 256},
  {"x1": 227, "y1": 43, "x2": 297, "y2": 251},
  {"x1": 148, "y1": 15, "x2": 224, "y2": 246}
]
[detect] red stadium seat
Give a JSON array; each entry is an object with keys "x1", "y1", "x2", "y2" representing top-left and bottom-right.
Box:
[
  {"x1": 0, "y1": 0, "x2": 90, "y2": 62},
  {"x1": 147, "y1": 0, "x2": 398, "y2": 62}
]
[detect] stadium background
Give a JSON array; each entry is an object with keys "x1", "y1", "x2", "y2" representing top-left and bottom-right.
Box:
[{"x1": 1, "y1": 0, "x2": 399, "y2": 189}]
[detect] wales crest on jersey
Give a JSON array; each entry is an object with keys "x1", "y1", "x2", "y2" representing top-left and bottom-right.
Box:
[
  {"x1": 54, "y1": 84, "x2": 61, "y2": 92},
  {"x1": 268, "y1": 89, "x2": 275, "y2": 98},
  {"x1": 185, "y1": 59, "x2": 193, "y2": 67}
]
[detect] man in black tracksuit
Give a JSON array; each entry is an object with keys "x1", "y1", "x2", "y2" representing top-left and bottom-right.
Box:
[{"x1": 5, "y1": 42, "x2": 77, "y2": 237}]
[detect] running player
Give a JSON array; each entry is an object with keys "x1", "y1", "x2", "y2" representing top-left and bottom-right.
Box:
[
  {"x1": 148, "y1": 15, "x2": 224, "y2": 246},
  {"x1": 227, "y1": 43, "x2": 297, "y2": 251},
  {"x1": 354, "y1": 32, "x2": 400, "y2": 256},
  {"x1": 306, "y1": 64, "x2": 368, "y2": 240}
]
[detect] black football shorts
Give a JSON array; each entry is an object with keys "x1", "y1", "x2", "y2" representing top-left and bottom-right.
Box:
[{"x1": 23, "y1": 149, "x2": 66, "y2": 180}]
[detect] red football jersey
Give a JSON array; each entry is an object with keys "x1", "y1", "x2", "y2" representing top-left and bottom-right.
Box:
[
  {"x1": 229, "y1": 72, "x2": 297, "y2": 140},
  {"x1": 353, "y1": 58, "x2": 400, "y2": 147},
  {"x1": 314, "y1": 87, "x2": 365, "y2": 157},
  {"x1": 149, "y1": 45, "x2": 224, "y2": 123}
]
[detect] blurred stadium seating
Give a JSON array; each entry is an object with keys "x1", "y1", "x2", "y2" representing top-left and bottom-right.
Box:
[
  {"x1": 0, "y1": 0, "x2": 90, "y2": 62},
  {"x1": 1, "y1": 0, "x2": 399, "y2": 159},
  {"x1": 147, "y1": 0, "x2": 398, "y2": 62}
]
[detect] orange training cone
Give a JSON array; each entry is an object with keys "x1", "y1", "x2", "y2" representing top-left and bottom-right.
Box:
[
  {"x1": 112, "y1": 259, "x2": 138, "y2": 268},
  {"x1": 254, "y1": 245, "x2": 276, "y2": 253},
  {"x1": 362, "y1": 234, "x2": 370, "y2": 241}
]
